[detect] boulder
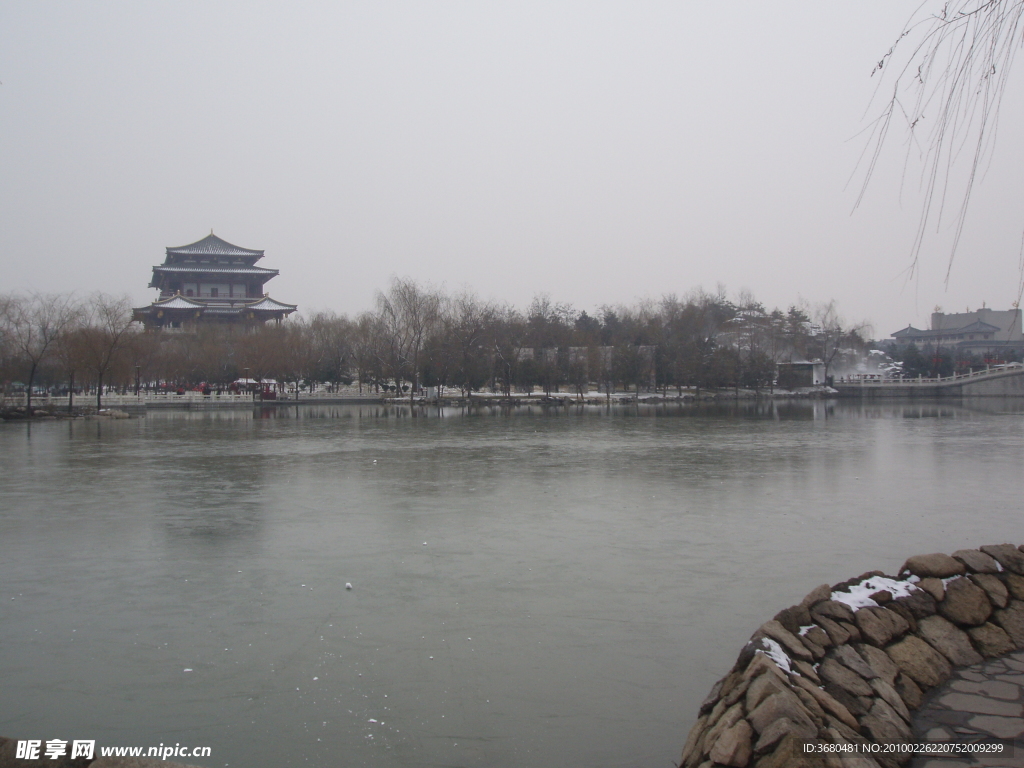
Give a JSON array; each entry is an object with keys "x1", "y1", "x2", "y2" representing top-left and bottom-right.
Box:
[
  {"x1": 952, "y1": 548, "x2": 1001, "y2": 574},
  {"x1": 915, "y1": 615, "x2": 983, "y2": 666},
  {"x1": 893, "y1": 672, "x2": 923, "y2": 710},
  {"x1": 801, "y1": 584, "x2": 832, "y2": 608},
  {"x1": 869, "y1": 677, "x2": 911, "y2": 724},
  {"x1": 813, "y1": 616, "x2": 852, "y2": 646},
  {"x1": 810, "y1": 600, "x2": 856, "y2": 624},
  {"x1": 818, "y1": 657, "x2": 874, "y2": 698},
  {"x1": 702, "y1": 702, "x2": 745, "y2": 757},
  {"x1": 891, "y1": 589, "x2": 937, "y2": 619},
  {"x1": 756, "y1": 620, "x2": 814, "y2": 662},
  {"x1": 937, "y1": 576, "x2": 992, "y2": 626},
  {"x1": 967, "y1": 622, "x2": 1016, "y2": 658},
  {"x1": 680, "y1": 713, "x2": 709, "y2": 768},
  {"x1": 885, "y1": 635, "x2": 952, "y2": 690},
  {"x1": 1004, "y1": 573, "x2": 1024, "y2": 601},
  {"x1": 753, "y1": 716, "x2": 815, "y2": 753},
  {"x1": 773, "y1": 605, "x2": 812, "y2": 636},
  {"x1": 859, "y1": 698, "x2": 911, "y2": 745},
  {"x1": 747, "y1": 691, "x2": 816, "y2": 735},
  {"x1": 793, "y1": 675, "x2": 860, "y2": 731},
  {"x1": 992, "y1": 601, "x2": 1024, "y2": 648},
  {"x1": 980, "y1": 544, "x2": 1024, "y2": 575},
  {"x1": 901, "y1": 553, "x2": 965, "y2": 579},
  {"x1": 831, "y1": 644, "x2": 879, "y2": 680},
  {"x1": 791, "y1": 659, "x2": 821, "y2": 684},
  {"x1": 802, "y1": 625, "x2": 832, "y2": 649},
  {"x1": 746, "y1": 673, "x2": 789, "y2": 712},
  {"x1": 969, "y1": 573, "x2": 1009, "y2": 608},
  {"x1": 916, "y1": 577, "x2": 945, "y2": 601},
  {"x1": 753, "y1": 734, "x2": 831, "y2": 768},
  {"x1": 855, "y1": 606, "x2": 909, "y2": 647},
  {"x1": 855, "y1": 644, "x2": 899, "y2": 685},
  {"x1": 709, "y1": 719, "x2": 753, "y2": 767}
]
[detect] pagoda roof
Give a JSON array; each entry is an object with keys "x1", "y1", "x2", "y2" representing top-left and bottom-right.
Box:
[
  {"x1": 149, "y1": 294, "x2": 207, "y2": 310},
  {"x1": 153, "y1": 265, "x2": 278, "y2": 276},
  {"x1": 247, "y1": 296, "x2": 298, "y2": 312},
  {"x1": 166, "y1": 233, "x2": 264, "y2": 259}
]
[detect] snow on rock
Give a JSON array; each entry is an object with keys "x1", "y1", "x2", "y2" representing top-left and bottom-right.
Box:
[
  {"x1": 831, "y1": 575, "x2": 918, "y2": 611},
  {"x1": 757, "y1": 637, "x2": 794, "y2": 674}
]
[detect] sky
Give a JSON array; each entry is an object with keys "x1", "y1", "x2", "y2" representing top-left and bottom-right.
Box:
[{"x1": 3, "y1": 2, "x2": 1023, "y2": 339}]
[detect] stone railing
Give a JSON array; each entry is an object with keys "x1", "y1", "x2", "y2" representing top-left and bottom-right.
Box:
[{"x1": 680, "y1": 544, "x2": 1024, "y2": 768}]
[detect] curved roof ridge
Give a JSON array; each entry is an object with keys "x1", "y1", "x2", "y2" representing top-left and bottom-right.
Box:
[{"x1": 166, "y1": 233, "x2": 264, "y2": 258}]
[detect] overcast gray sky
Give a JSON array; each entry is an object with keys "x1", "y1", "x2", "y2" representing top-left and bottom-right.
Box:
[{"x1": 3, "y1": 2, "x2": 1023, "y2": 337}]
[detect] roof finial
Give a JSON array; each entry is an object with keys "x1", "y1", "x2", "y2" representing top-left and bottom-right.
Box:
[{"x1": 210, "y1": 228, "x2": 214, "y2": 235}]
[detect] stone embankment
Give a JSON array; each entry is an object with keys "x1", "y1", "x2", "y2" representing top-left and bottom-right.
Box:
[{"x1": 680, "y1": 544, "x2": 1024, "y2": 768}]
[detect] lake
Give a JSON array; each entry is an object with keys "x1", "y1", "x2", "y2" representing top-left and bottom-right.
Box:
[{"x1": 1, "y1": 399, "x2": 1023, "y2": 767}]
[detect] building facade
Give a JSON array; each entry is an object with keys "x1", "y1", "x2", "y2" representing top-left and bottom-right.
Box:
[
  {"x1": 891, "y1": 307, "x2": 1023, "y2": 357},
  {"x1": 133, "y1": 233, "x2": 297, "y2": 330}
]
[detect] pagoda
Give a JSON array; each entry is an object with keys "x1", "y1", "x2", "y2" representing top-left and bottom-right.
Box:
[{"x1": 133, "y1": 232, "x2": 297, "y2": 330}]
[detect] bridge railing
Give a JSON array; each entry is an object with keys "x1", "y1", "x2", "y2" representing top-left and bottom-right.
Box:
[{"x1": 839, "y1": 363, "x2": 1022, "y2": 386}]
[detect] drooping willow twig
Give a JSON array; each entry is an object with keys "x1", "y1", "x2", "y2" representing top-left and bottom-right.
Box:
[{"x1": 856, "y1": 0, "x2": 1024, "y2": 295}]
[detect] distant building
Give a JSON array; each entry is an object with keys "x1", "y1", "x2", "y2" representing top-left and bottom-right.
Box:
[
  {"x1": 133, "y1": 233, "x2": 297, "y2": 330},
  {"x1": 891, "y1": 307, "x2": 1023, "y2": 356},
  {"x1": 777, "y1": 360, "x2": 826, "y2": 388}
]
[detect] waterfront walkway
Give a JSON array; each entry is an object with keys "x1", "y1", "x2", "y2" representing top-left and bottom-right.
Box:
[{"x1": 911, "y1": 650, "x2": 1024, "y2": 767}]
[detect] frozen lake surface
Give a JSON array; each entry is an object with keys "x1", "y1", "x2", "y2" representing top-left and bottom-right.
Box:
[{"x1": 2, "y1": 400, "x2": 1023, "y2": 767}]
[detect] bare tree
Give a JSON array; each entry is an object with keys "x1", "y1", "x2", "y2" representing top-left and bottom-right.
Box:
[
  {"x1": 376, "y1": 277, "x2": 441, "y2": 402},
  {"x1": 77, "y1": 293, "x2": 136, "y2": 410},
  {"x1": 3, "y1": 292, "x2": 79, "y2": 414},
  {"x1": 860, "y1": 1, "x2": 1024, "y2": 282}
]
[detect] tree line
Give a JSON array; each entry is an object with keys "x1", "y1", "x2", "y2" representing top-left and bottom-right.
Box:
[{"x1": 1, "y1": 280, "x2": 868, "y2": 410}]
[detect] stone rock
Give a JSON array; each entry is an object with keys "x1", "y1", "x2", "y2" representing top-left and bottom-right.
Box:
[
  {"x1": 702, "y1": 702, "x2": 745, "y2": 757},
  {"x1": 792, "y1": 659, "x2": 821, "y2": 684},
  {"x1": 1005, "y1": 573, "x2": 1024, "y2": 601},
  {"x1": 832, "y1": 644, "x2": 879, "y2": 680},
  {"x1": 773, "y1": 605, "x2": 811, "y2": 636},
  {"x1": 937, "y1": 576, "x2": 991, "y2": 626},
  {"x1": 757, "y1": 620, "x2": 813, "y2": 662},
  {"x1": 752, "y1": 734, "x2": 831, "y2": 768},
  {"x1": 859, "y1": 698, "x2": 911, "y2": 746},
  {"x1": 869, "y1": 590, "x2": 892, "y2": 605},
  {"x1": 746, "y1": 672, "x2": 789, "y2": 712},
  {"x1": 680, "y1": 713, "x2": 709, "y2": 768},
  {"x1": 819, "y1": 657, "x2": 874, "y2": 697},
  {"x1": 869, "y1": 677, "x2": 911, "y2": 724},
  {"x1": 980, "y1": 544, "x2": 1024, "y2": 575},
  {"x1": 709, "y1": 719, "x2": 753, "y2": 767},
  {"x1": 723, "y1": 675, "x2": 753, "y2": 708},
  {"x1": 793, "y1": 675, "x2": 861, "y2": 731},
  {"x1": 952, "y1": 548, "x2": 1001, "y2": 574},
  {"x1": 794, "y1": 686, "x2": 827, "y2": 721},
  {"x1": 747, "y1": 691, "x2": 815, "y2": 735},
  {"x1": 882, "y1": 601, "x2": 917, "y2": 634},
  {"x1": 992, "y1": 601, "x2": 1024, "y2": 648},
  {"x1": 967, "y1": 622, "x2": 1016, "y2": 658},
  {"x1": 856, "y1": 644, "x2": 899, "y2": 685},
  {"x1": 814, "y1": 616, "x2": 852, "y2": 646},
  {"x1": 855, "y1": 606, "x2": 909, "y2": 647},
  {"x1": 824, "y1": 682, "x2": 869, "y2": 717},
  {"x1": 916, "y1": 577, "x2": 945, "y2": 601},
  {"x1": 801, "y1": 583, "x2": 832, "y2": 608},
  {"x1": 741, "y1": 652, "x2": 788, "y2": 682},
  {"x1": 969, "y1": 573, "x2": 1009, "y2": 608},
  {"x1": 893, "y1": 672, "x2": 924, "y2": 710},
  {"x1": 810, "y1": 600, "x2": 856, "y2": 624},
  {"x1": 801, "y1": 637, "x2": 827, "y2": 661},
  {"x1": 822, "y1": 728, "x2": 883, "y2": 768},
  {"x1": 891, "y1": 589, "x2": 937, "y2": 619},
  {"x1": 754, "y1": 716, "x2": 816, "y2": 753},
  {"x1": 901, "y1": 553, "x2": 965, "y2": 579},
  {"x1": 885, "y1": 635, "x2": 952, "y2": 690},
  {"x1": 916, "y1": 615, "x2": 983, "y2": 666},
  {"x1": 699, "y1": 677, "x2": 726, "y2": 715},
  {"x1": 803, "y1": 625, "x2": 832, "y2": 649}
]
